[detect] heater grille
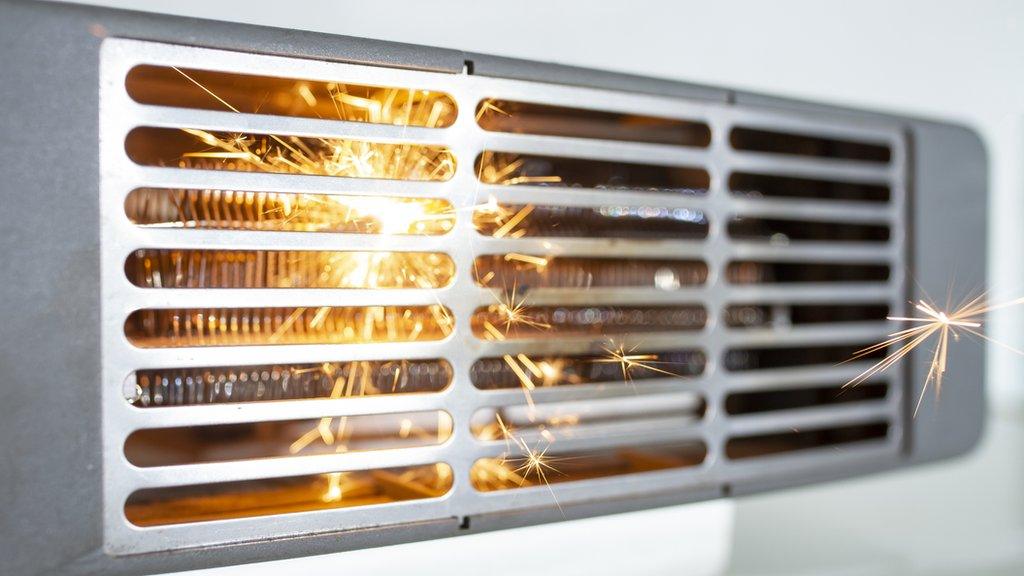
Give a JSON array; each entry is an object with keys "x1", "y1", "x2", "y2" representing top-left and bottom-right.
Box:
[{"x1": 100, "y1": 39, "x2": 906, "y2": 554}]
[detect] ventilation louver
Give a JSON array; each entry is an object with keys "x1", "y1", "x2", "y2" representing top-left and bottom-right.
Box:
[{"x1": 101, "y1": 39, "x2": 906, "y2": 554}]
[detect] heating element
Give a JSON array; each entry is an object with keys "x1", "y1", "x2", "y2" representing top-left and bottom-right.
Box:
[{"x1": 100, "y1": 38, "x2": 907, "y2": 554}]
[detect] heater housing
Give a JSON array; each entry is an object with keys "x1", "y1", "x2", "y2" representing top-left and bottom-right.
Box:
[{"x1": 0, "y1": 1, "x2": 988, "y2": 575}]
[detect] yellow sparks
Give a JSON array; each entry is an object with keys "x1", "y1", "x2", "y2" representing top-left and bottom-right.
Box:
[
  {"x1": 491, "y1": 204, "x2": 535, "y2": 239},
  {"x1": 157, "y1": 65, "x2": 606, "y2": 507},
  {"x1": 504, "y1": 252, "x2": 549, "y2": 270},
  {"x1": 510, "y1": 437, "x2": 560, "y2": 488},
  {"x1": 593, "y1": 343, "x2": 683, "y2": 384},
  {"x1": 482, "y1": 320, "x2": 506, "y2": 341},
  {"x1": 477, "y1": 151, "x2": 563, "y2": 187},
  {"x1": 477, "y1": 414, "x2": 566, "y2": 505},
  {"x1": 169, "y1": 67, "x2": 455, "y2": 183},
  {"x1": 503, "y1": 354, "x2": 537, "y2": 410},
  {"x1": 475, "y1": 99, "x2": 509, "y2": 122},
  {"x1": 492, "y1": 281, "x2": 551, "y2": 336},
  {"x1": 845, "y1": 294, "x2": 1024, "y2": 415}
]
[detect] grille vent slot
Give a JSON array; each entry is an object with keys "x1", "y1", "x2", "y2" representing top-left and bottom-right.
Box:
[{"x1": 100, "y1": 39, "x2": 906, "y2": 553}]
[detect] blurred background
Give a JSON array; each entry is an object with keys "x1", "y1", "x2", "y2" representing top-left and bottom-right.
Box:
[{"x1": 57, "y1": 1, "x2": 1024, "y2": 573}]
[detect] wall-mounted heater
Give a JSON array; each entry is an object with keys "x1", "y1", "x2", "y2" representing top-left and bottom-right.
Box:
[{"x1": 0, "y1": 1, "x2": 987, "y2": 574}]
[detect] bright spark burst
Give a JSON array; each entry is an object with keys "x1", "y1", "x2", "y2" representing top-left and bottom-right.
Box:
[
  {"x1": 593, "y1": 342, "x2": 684, "y2": 384},
  {"x1": 473, "y1": 413, "x2": 566, "y2": 511},
  {"x1": 510, "y1": 437, "x2": 560, "y2": 488},
  {"x1": 158, "y1": 67, "x2": 591, "y2": 506},
  {"x1": 482, "y1": 281, "x2": 551, "y2": 339},
  {"x1": 845, "y1": 294, "x2": 1024, "y2": 415}
]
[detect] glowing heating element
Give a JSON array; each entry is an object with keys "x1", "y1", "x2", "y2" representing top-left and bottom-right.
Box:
[{"x1": 99, "y1": 39, "x2": 908, "y2": 555}]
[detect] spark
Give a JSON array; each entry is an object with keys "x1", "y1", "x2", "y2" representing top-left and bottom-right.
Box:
[
  {"x1": 503, "y1": 354, "x2": 537, "y2": 410},
  {"x1": 491, "y1": 204, "x2": 535, "y2": 239},
  {"x1": 161, "y1": 66, "x2": 587, "y2": 504},
  {"x1": 490, "y1": 281, "x2": 551, "y2": 336},
  {"x1": 168, "y1": 67, "x2": 456, "y2": 224},
  {"x1": 504, "y1": 252, "x2": 549, "y2": 270},
  {"x1": 475, "y1": 98, "x2": 509, "y2": 122},
  {"x1": 844, "y1": 294, "x2": 1024, "y2": 415},
  {"x1": 477, "y1": 151, "x2": 563, "y2": 187},
  {"x1": 473, "y1": 412, "x2": 567, "y2": 512},
  {"x1": 510, "y1": 437, "x2": 560, "y2": 489},
  {"x1": 593, "y1": 342, "x2": 684, "y2": 384},
  {"x1": 152, "y1": 69, "x2": 456, "y2": 353}
]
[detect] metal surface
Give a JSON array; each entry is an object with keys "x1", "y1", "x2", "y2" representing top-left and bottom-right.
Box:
[{"x1": 100, "y1": 39, "x2": 907, "y2": 554}]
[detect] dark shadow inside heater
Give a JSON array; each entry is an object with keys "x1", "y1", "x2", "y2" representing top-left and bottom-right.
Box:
[
  {"x1": 725, "y1": 383, "x2": 888, "y2": 415},
  {"x1": 725, "y1": 423, "x2": 889, "y2": 459},
  {"x1": 724, "y1": 343, "x2": 885, "y2": 371},
  {"x1": 729, "y1": 172, "x2": 890, "y2": 202},
  {"x1": 726, "y1": 261, "x2": 890, "y2": 284},
  {"x1": 476, "y1": 99, "x2": 710, "y2": 147},
  {"x1": 724, "y1": 304, "x2": 889, "y2": 329},
  {"x1": 473, "y1": 203, "x2": 708, "y2": 240},
  {"x1": 727, "y1": 217, "x2": 890, "y2": 243},
  {"x1": 730, "y1": 127, "x2": 891, "y2": 163}
]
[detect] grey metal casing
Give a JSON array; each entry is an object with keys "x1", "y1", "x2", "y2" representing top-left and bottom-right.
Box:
[{"x1": 0, "y1": 1, "x2": 987, "y2": 574}]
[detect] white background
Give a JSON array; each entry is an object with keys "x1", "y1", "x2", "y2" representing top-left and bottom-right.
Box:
[{"x1": 58, "y1": 1, "x2": 1024, "y2": 573}]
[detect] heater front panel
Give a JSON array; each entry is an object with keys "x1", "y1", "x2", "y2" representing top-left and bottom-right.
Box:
[{"x1": 100, "y1": 38, "x2": 907, "y2": 554}]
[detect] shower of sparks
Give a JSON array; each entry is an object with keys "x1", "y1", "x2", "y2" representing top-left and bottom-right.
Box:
[
  {"x1": 286, "y1": 363, "x2": 453, "y2": 502},
  {"x1": 845, "y1": 294, "x2": 1024, "y2": 415},
  {"x1": 168, "y1": 65, "x2": 456, "y2": 204},
  {"x1": 151, "y1": 68, "x2": 459, "y2": 354},
  {"x1": 593, "y1": 342, "x2": 685, "y2": 384},
  {"x1": 153, "y1": 67, "x2": 600, "y2": 505}
]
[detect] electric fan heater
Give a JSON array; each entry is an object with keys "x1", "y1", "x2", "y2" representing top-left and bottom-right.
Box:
[{"x1": 0, "y1": 1, "x2": 988, "y2": 574}]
